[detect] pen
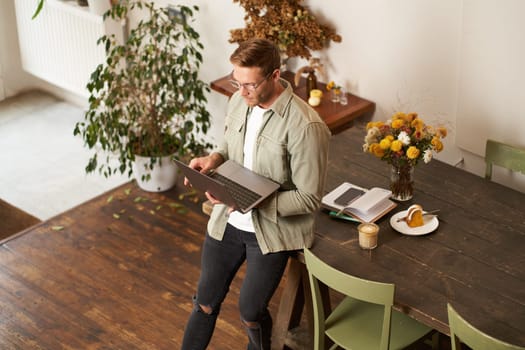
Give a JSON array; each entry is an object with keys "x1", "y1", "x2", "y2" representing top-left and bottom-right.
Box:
[{"x1": 328, "y1": 211, "x2": 360, "y2": 223}]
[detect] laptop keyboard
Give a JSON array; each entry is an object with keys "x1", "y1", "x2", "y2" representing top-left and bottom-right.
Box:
[{"x1": 211, "y1": 172, "x2": 262, "y2": 210}]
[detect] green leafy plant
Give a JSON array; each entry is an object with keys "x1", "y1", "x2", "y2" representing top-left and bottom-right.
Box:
[{"x1": 74, "y1": 1, "x2": 212, "y2": 179}]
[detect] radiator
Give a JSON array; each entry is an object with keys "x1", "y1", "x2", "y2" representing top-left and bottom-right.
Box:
[{"x1": 14, "y1": 0, "x2": 118, "y2": 98}]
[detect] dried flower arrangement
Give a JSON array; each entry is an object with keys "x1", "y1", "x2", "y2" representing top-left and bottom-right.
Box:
[{"x1": 229, "y1": 0, "x2": 342, "y2": 59}]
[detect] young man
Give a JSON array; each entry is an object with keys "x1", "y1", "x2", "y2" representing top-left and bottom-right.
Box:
[{"x1": 181, "y1": 38, "x2": 330, "y2": 350}]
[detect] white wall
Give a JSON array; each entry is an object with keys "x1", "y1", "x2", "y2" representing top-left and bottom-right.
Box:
[
  {"x1": 457, "y1": 0, "x2": 525, "y2": 157},
  {"x1": 2, "y1": 0, "x2": 524, "y2": 192}
]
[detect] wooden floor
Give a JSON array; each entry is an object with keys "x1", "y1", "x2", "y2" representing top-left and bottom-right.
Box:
[
  {"x1": 0, "y1": 182, "x2": 285, "y2": 349},
  {"x1": 1, "y1": 181, "x2": 451, "y2": 349}
]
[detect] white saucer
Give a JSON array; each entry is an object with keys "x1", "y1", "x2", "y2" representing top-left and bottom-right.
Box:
[{"x1": 390, "y1": 210, "x2": 439, "y2": 236}]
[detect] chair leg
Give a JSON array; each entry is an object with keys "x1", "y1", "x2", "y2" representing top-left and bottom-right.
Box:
[
  {"x1": 422, "y1": 331, "x2": 440, "y2": 350},
  {"x1": 431, "y1": 331, "x2": 440, "y2": 350}
]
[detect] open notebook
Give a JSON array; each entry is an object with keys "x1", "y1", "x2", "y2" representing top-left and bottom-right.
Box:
[
  {"x1": 322, "y1": 182, "x2": 397, "y2": 223},
  {"x1": 175, "y1": 159, "x2": 280, "y2": 214}
]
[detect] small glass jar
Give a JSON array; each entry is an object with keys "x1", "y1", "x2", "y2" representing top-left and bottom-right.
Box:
[
  {"x1": 331, "y1": 89, "x2": 341, "y2": 103},
  {"x1": 339, "y1": 88, "x2": 348, "y2": 105}
]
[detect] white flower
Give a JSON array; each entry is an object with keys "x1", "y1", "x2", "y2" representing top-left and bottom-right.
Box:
[
  {"x1": 397, "y1": 131, "x2": 410, "y2": 145},
  {"x1": 364, "y1": 126, "x2": 381, "y2": 145},
  {"x1": 362, "y1": 143, "x2": 369, "y2": 152},
  {"x1": 423, "y1": 149, "x2": 433, "y2": 163}
]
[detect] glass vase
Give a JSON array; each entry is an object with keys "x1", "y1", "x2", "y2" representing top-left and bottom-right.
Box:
[{"x1": 390, "y1": 164, "x2": 414, "y2": 201}]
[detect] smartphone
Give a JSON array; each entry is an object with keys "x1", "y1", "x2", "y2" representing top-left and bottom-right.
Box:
[{"x1": 334, "y1": 187, "x2": 365, "y2": 206}]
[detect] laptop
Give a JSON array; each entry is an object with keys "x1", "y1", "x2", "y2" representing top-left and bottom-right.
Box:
[{"x1": 174, "y1": 159, "x2": 280, "y2": 213}]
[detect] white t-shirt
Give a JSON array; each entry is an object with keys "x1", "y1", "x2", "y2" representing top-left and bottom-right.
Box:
[{"x1": 227, "y1": 105, "x2": 267, "y2": 232}]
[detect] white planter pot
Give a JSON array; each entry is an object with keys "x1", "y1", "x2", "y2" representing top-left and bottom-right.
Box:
[{"x1": 132, "y1": 155, "x2": 178, "y2": 192}]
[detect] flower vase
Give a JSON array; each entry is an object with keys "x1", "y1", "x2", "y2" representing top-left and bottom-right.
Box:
[{"x1": 390, "y1": 164, "x2": 414, "y2": 201}]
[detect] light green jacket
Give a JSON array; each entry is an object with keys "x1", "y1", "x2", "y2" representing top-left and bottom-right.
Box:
[{"x1": 207, "y1": 80, "x2": 331, "y2": 254}]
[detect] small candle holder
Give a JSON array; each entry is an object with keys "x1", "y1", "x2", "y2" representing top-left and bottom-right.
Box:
[{"x1": 358, "y1": 223, "x2": 379, "y2": 249}]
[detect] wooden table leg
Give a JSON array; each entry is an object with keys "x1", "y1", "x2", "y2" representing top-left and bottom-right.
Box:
[
  {"x1": 272, "y1": 257, "x2": 306, "y2": 350},
  {"x1": 272, "y1": 253, "x2": 333, "y2": 350}
]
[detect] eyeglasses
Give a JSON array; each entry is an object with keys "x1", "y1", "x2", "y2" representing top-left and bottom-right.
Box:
[{"x1": 228, "y1": 71, "x2": 273, "y2": 91}]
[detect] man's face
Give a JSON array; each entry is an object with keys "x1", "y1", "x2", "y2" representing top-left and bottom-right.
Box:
[{"x1": 231, "y1": 66, "x2": 275, "y2": 107}]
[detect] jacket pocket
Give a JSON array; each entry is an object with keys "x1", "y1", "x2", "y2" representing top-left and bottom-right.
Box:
[{"x1": 256, "y1": 134, "x2": 289, "y2": 183}]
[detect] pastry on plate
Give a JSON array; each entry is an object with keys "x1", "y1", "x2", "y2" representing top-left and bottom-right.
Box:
[{"x1": 406, "y1": 204, "x2": 424, "y2": 227}]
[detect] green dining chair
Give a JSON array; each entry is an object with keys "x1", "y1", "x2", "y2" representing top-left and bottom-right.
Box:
[
  {"x1": 484, "y1": 139, "x2": 525, "y2": 180},
  {"x1": 303, "y1": 248, "x2": 435, "y2": 350},
  {"x1": 447, "y1": 303, "x2": 525, "y2": 350}
]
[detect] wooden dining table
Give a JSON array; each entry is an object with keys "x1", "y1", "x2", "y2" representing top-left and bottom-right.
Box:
[
  {"x1": 273, "y1": 122, "x2": 525, "y2": 348},
  {"x1": 1, "y1": 121, "x2": 523, "y2": 349}
]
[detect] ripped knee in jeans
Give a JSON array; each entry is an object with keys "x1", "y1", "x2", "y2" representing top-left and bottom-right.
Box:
[
  {"x1": 242, "y1": 319, "x2": 260, "y2": 329},
  {"x1": 198, "y1": 303, "x2": 213, "y2": 314},
  {"x1": 192, "y1": 295, "x2": 216, "y2": 315}
]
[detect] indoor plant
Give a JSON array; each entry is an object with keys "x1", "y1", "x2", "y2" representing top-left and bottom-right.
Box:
[
  {"x1": 73, "y1": 1, "x2": 212, "y2": 191},
  {"x1": 363, "y1": 112, "x2": 447, "y2": 200}
]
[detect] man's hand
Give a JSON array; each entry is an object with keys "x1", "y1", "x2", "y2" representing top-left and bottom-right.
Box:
[
  {"x1": 204, "y1": 190, "x2": 235, "y2": 214},
  {"x1": 184, "y1": 153, "x2": 224, "y2": 186},
  {"x1": 184, "y1": 153, "x2": 234, "y2": 213}
]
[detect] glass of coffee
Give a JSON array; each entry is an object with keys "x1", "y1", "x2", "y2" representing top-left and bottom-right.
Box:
[{"x1": 358, "y1": 223, "x2": 379, "y2": 249}]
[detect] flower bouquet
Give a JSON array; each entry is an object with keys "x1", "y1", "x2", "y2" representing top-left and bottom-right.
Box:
[{"x1": 363, "y1": 112, "x2": 447, "y2": 200}]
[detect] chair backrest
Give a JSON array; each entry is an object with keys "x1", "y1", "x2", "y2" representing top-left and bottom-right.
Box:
[
  {"x1": 485, "y1": 139, "x2": 525, "y2": 180},
  {"x1": 303, "y1": 248, "x2": 395, "y2": 350},
  {"x1": 447, "y1": 303, "x2": 525, "y2": 350}
]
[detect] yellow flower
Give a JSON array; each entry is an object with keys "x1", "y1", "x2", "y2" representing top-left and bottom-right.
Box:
[
  {"x1": 366, "y1": 121, "x2": 385, "y2": 130},
  {"x1": 392, "y1": 112, "x2": 405, "y2": 120},
  {"x1": 437, "y1": 127, "x2": 447, "y2": 138},
  {"x1": 405, "y1": 112, "x2": 418, "y2": 122},
  {"x1": 379, "y1": 138, "x2": 391, "y2": 150},
  {"x1": 326, "y1": 80, "x2": 341, "y2": 92},
  {"x1": 406, "y1": 146, "x2": 420, "y2": 159},
  {"x1": 411, "y1": 118, "x2": 424, "y2": 131},
  {"x1": 390, "y1": 140, "x2": 403, "y2": 152},
  {"x1": 431, "y1": 137, "x2": 444, "y2": 152},
  {"x1": 370, "y1": 143, "x2": 385, "y2": 157},
  {"x1": 391, "y1": 119, "x2": 405, "y2": 129}
]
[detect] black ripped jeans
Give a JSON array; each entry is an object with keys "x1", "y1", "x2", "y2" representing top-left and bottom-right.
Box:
[{"x1": 181, "y1": 224, "x2": 291, "y2": 350}]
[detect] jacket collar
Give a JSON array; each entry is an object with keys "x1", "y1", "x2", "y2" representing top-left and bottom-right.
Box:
[{"x1": 267, "y1": 79, "x2": 293, "y2": 118}]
